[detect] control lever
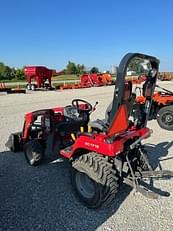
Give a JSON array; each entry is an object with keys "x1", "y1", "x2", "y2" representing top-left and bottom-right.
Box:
[{"x1": 92, "y1": 101, "x2": 98, "y2": 113}]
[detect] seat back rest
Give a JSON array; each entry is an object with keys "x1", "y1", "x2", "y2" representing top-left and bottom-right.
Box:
[
  {"x1": 106, "y1": 53, "x2": 159, "y2": 137},
  {"x1": 107, "y1": 81, "x2": 133, "y2": 137}
]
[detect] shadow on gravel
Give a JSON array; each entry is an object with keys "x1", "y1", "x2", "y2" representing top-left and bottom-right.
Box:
[
  {"x1": 145, "y1": 140, "x2": 173, "y2": 169},
  {"x1": 1, "y1": 141, "x2": 173, "y2": 230},
  {"x1": 0, "y1": 150, "x2": 131, "y2": 231}
]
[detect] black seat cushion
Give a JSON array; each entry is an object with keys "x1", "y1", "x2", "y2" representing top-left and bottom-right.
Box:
[{"x1": 89, "y1": 119, "x2": 108, "y2": 132}]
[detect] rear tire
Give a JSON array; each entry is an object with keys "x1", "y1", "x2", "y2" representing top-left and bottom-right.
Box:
[
  {"x1": 71, "y1": 152, "x2": 120, "y2": 209},
  {"x1": 157, "y1": 106, "x2": 173, "y2": 131},
  {"x1": 26, "y1": 84, "x2": 31, "y2": 90},
  {"x1": 24, "y1": 140, "x2": 44, "y2": 166}
]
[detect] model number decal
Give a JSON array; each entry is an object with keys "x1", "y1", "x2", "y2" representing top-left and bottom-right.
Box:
[{"x1": 84, "y1": 142, "x2": 99, "y2": 149}]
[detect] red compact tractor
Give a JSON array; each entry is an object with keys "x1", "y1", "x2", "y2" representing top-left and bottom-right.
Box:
[
  {"x1": 24, "y1": 66, "x2": 54, "y2": 90},
  {"x1": 6, "y1": 53, "x2": 173, "y2": 209}
]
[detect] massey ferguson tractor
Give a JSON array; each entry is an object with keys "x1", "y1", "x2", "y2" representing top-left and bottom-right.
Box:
[{"x1": 6, "y1": 53, "x2": 173, "y2": 209}]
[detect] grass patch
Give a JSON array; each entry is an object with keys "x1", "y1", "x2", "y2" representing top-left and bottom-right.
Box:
[
  {"x1": 0, "y1": 79, "x2": 26, "y2": 83},
  {"x1": 8, "y1": 84, "x2": 26, "y2": 89},
  {"x1": 52, "y1": 74, "x2": 79, "y2": 81}
]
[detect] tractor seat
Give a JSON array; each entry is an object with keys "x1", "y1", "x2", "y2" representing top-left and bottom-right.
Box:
[
  {"x1": 89, "y1": 90, "x2": 136, "y2": 133},
  {"x1": 89, "y1": 102, "x2": 112, "y2": 132},
  {"x1": 89, "y1": 119, "x2": 109, "y2": 132}
]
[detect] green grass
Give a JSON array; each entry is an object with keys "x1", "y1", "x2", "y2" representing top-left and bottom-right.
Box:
[
  {"x1": 52, "y1": 74, "x2": 79, "y2": 81},
  {"x1": 0, "y1": 75, "x2": 80, "y2": 88},
  {"x1": 8, "y1": 84, "x2": 26, "y2": 88},
  {"x1": 0, "y1": 79, "x2": 26, "y2": 83}
]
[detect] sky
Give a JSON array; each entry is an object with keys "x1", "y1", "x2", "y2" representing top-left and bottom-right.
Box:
[{"x1": 0, "y1": 0, "x2": 173, "y2": 71}]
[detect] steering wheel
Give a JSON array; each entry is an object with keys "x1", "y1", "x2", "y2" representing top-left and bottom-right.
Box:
[{"x1": 72, "y1": 99, "x2": 92, "y2": 113}]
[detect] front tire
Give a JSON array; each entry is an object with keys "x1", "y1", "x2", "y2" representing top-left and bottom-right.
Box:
[
  {"x1": 157, "y1": 106, "x2": 173, "y2": 131},
  {"x1": 24, "y1": 140, "x2": 44, "y2": 166},
  {"x1": 6, "y1": 132, "x2": 22, "y2": 152},
  {"x1": 26, "y1": 84, "x2": 31, "y2": 90},
  {"x1": 71, "y1": 152, "x2": 120, "y2": 209}
]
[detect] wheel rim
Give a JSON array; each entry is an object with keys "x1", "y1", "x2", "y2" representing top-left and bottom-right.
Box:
[
  {"x1": 27, "y1": 85, "x2": 31, "y2": 90},
  {"x1": 25, "y1": 148, "x2": 42, "y2": 165},
  {"x1": 161, "y1": 111, "x2": 173, "y2": 126},
  {"x1": 31, "y1": 85, "x2": 35, "y2": 91},
  {"x1": 75, "y1": 172, "x2": 95, "y2": 199}
]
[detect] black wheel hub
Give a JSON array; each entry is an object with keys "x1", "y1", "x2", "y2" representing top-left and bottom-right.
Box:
[
  {"x1": 75, "y1": 172, "x2": 95, "y2": 199},
  {"x1": 162, "y1": 112, "x2": 173, "y2": 125}
]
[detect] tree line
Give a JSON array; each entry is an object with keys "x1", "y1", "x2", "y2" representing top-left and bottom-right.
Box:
[
  {"x1": 65, "y1": 61, "x2": 99, "y2": 75},
  {"x1": 0, "y1": 61, "x2": 100, "y2": 81},
  {"x1": 0, "y1": 62, "x2": 24, "y2": 81}
]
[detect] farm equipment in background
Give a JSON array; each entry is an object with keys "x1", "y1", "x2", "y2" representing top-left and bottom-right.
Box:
[
  {"x1": 0, "y1": 82, "x2": 26, "y2": 94},
  {"x1": 24, "y1": 66, "x2": 64, "y2": 91},
  {"x1": 158, "y1": 72, "x2": 172, "y2": 81},
  {"x1": 80, "y1": 73, "x2": 113, "y2": 87},
  {"x1": 0, "y1": 82, "x2": 11, "y2": 93},
  {"x1": 57, "y1": 73, "x2": 113, "y2": 90},
  {"x1": 134, "y1": 85, "x2": 173, "y2": 131},
  {"x1": 6, "y1": 53, "x2": 173, "y2": 209},
  {"x1": 24, "y1": 66, "x2": 53, "y2": 90},
  {"x1": 126, "y1": 74, "x2": 147, "y2": 84}
]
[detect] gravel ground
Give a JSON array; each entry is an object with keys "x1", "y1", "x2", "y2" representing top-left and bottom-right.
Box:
[{"x1": 0, "y1": 81, "x2": 173, "y2": 231}]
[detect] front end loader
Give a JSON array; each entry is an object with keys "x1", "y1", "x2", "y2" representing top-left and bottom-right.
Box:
[{"x1": 6, "y1": 53, "x2": 173, "y2": 209}]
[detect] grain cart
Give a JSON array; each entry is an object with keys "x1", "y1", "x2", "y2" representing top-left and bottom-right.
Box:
[
  {"x1": 6, "y1": 53, "x2": 173, "y2": 209},
  {"x1": 24, "y1": 66, "x2": 54, "y2": 90}
]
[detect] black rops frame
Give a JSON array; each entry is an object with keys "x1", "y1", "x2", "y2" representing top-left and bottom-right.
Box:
[{"x1": 109, "y1": 53, "x2": 160, "y2": 128}]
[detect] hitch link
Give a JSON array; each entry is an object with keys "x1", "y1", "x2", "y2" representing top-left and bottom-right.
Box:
[{"x1": 130, "y1": 129, "x2": 153, "y2": 150}]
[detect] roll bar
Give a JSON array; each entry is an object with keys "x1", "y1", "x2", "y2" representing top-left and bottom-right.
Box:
[{"x1": 109, "y1": 53, "x2": 160, "y2": 129}]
